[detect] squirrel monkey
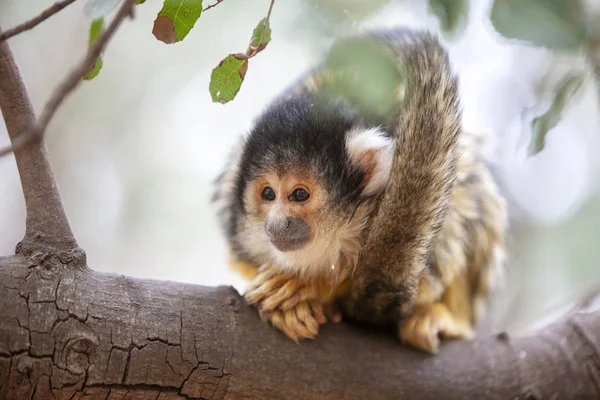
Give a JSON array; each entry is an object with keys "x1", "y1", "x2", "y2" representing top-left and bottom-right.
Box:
[{"x1": 212, "y1": 28, "x2": 507, "y2": 354}]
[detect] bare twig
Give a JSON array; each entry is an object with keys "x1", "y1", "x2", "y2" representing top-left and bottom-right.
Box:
[
  {"x1": 248, "y1": 0, "x2": 275, "y2": 58},
  {"x1": 0, "y1": 0, "x2": 78, "y2": 41},
  {"x1": 203, "y1": 0, "x2": 224, "y2": 12},
  {"x1": 0, "y1": 0, "x2": 135, "y2": 158}
]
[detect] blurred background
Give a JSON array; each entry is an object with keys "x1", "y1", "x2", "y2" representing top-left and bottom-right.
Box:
[{"x1": 1, "y1": 0, "x2": 599, "y2": 334}]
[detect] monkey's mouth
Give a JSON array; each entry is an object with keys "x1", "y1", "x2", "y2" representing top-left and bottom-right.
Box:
[{"x1": 268, "y1": 235, "x2": 311, "y2": 252}]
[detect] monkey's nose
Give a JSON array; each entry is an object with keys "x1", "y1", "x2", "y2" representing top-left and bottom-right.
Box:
[
  {"x1": 265, "y1": 217, "x2": 311, "y2": 252},
  {"x1": 266, "y1": 217, "x2": 296, "y2": 234}
]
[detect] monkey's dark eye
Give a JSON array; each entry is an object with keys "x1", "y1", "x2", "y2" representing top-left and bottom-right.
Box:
[
  {"x1": 289, "y1": 188, "x2": 310, "y2": 202},
  {"x1": 261, "y1": 187, "x2": 276, "y2": 201}
]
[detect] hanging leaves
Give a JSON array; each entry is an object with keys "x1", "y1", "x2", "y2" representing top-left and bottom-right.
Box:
[
  {"x1": 526, "y1": 74, "x2": 586, "y2": 155},
  {"x1": 209, "y1": 2, "x2": 274, "y2": 104},
  {"x1": 428, "y1": 0, "x2": 469, "y2": 37},
  {"x1": 152, "y1": 0, "x2": 203, "y2": 44},
  {"x1": 490, "y1": 0, "x2": 590, "y2": 51}
]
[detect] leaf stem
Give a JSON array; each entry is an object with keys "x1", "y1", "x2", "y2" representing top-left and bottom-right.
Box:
[{"x1": 248, "y1": 0, "x2": 275, "y2": 59}]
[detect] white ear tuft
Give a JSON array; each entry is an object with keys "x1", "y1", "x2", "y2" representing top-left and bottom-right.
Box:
[{"x1": 345, "y1": 126, "x2": 394, "y2": 197}]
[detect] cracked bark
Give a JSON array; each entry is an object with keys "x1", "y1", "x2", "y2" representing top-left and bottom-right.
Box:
[
  {"x1": 1, "y1": 17, "x2": 600, "y2": 400},
  {"x1": 1, "y1": 255, "x2": 600, "y2": 399}
]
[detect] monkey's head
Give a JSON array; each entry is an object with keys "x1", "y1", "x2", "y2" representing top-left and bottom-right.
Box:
[{"x1": 232, "y1": 93, "x2": 394, "y2": 275}]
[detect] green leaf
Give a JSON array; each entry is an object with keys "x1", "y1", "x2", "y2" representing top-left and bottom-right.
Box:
[
  {"x1": 88, "y1": 17, "x2": 104, "y2": 44},
  {"x1": 84, "y1": 57, "x2": 103, "y2": 81},
  {"x1": 528, "y1": 74, "x2": 585, "y2": 155},
  {"x1": 84, "y1": 18, "x2": 104, "y2": 80},
  {"x1": 247, "y1": 17, "x2": 272, "y2": 55},
  {"x1": 152, "y1": 0, "x2": 203, "y2": 44},
  {"x1": 428, "y1": 0, "x2": 469, "y2": 36},
  {"x1": 83, "y1": 0, "x2": 121, "y2": 19},
  {"x1": 209, "y1": 54, "x2": 249, "y2": 104},
  {"x1": 136, "y1": 0, "x2": 146, "y2": 3},
  {"x1": 490, "y1": 0, "x2": 590, "y2": 51}
]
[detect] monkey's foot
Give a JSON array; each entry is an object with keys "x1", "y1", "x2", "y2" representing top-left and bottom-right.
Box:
[
  {"x1": 244, "y1": 265, "x2": 342, "y2": 342},
  {"x1": 398, "y1": 303, "x2": 474, "y2": 354}
]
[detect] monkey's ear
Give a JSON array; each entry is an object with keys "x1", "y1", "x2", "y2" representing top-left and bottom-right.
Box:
[{"x1": 345, "y1": 127, "x2": 394, "y2": 197}]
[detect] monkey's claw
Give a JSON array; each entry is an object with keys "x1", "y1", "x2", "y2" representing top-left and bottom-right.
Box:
[{"x1": 398, "y1": 303, "x2": 474, "y2": 354}]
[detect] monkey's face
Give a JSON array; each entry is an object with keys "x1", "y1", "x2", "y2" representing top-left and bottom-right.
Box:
[
  {"x1": 246, "y1": 169, "x2": 329, "y2": 254},
  {"x1": 242, "y1": 162, "x2": 382, "y2": 276}
]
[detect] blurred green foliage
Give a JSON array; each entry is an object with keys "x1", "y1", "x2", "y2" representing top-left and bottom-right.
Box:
[
  {"x1": 320, "y1": 38, "x2": 404, "y2": 125},
  {"x1": 428, "y1": 0, "x2": 469, "y2": 37},
  {"x1": 83, "y1": 18, "x2": 104, "y2": 80},
  {"x1": 489, "y1": 0, "x2": 599, "y2": 156},
  {"x1": 491, "y1": 0, "x2": 590, "y2": 51}
]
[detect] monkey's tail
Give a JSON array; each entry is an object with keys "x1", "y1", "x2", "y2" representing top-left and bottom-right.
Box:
[{"x1": 343, "y1": 31, "x2": 462, "y2": 324}]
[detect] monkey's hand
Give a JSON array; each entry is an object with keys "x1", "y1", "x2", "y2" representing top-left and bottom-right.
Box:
[{"x1": 244, "y1": 264, "x2": 342, "y2": 342}]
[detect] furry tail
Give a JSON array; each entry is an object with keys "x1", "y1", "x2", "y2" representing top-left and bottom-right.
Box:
[{"x1": 342, "y1": 30, "x2": 463, "y2": 324}]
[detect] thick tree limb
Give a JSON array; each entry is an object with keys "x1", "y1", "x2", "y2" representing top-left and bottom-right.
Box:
[
  {"x1": 0, "y1": 0, "x2": 78, "y2": 42},
  {"x1": 0, "y1": 0, "x2": 135, "y2": 158},
  {"x1": 0, "y1": 255, "x2": 599, "y2": 400}
]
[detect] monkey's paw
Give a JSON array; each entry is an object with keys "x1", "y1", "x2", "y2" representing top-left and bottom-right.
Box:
[
  {"x1": 398, "y1": 303, "x2": 474, "y2": 354},
  {"x1": 244, "y1": 265, "x2": 342, "y2": 342}
]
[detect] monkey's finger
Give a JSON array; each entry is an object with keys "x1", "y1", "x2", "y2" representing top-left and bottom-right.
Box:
[
  {"x1": 273, "y1": 283, "x2": 318, "y2": 312},
  {"x1": 278, "y1": 306, "x2": 317, "y2": 342},
  {"x1": 291, "y1": 302, "x2": 319, "y2": 338},
  {"x1": 257, "y1": 308, "x2": 273, "y2": 324},
  {"x1": 308, "y1": 300, "x2": 327, "y2": 325},
  {"x1": 270, "y1": 310, "x2": 300, "y2": 343},
  {"x1": 260, "y1": 279, "x2": 303, "y2": 312},
  {"x1": 324, "y1": 303, "x2": 343, "y2": 323},
  {"x1": 245, "y1": 274, "x2": 291, "y2": 305},
  {"x1": 246, "y1": 271, "x2": 288, "y2": 294},
  {"x1": 244, "y1": 289, "x2": 265, "y2": 306}
]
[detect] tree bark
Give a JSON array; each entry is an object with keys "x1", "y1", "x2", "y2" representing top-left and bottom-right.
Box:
[{"x1": 1, "y1": 254, "x2": 599, "y2": 400}]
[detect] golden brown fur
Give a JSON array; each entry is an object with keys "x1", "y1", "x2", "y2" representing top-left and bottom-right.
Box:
[{"x1": 214, "y1": 28, "x2": 507, "y2": 353}]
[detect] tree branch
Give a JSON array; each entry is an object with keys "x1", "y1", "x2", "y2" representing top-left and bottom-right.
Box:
[
  {"x1": 203, "y1": 0, "x2": 225, "y2": 12},
  {"x1": 0, "y1": 255, "x2": 598, "y2": 399},
  {"x1": 0, "y1": 0, "x2": 78, "y2": 42},
  {"x1": 0, "y1": 28, "x2": 78, "y2": 252},
  {"x1": 0, "y1": 0, "x2": 135, "y2": 158}
]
